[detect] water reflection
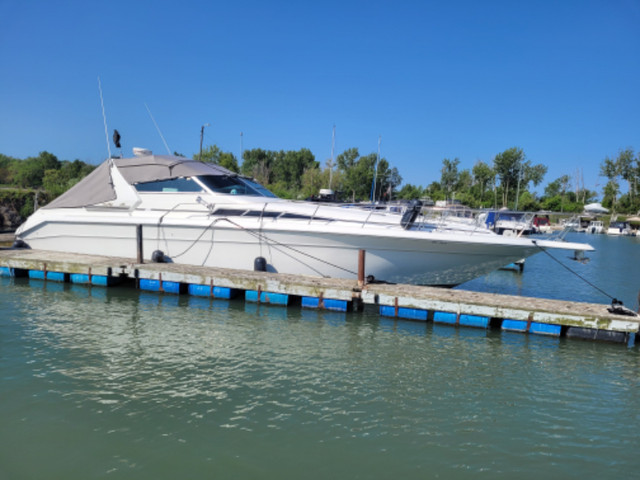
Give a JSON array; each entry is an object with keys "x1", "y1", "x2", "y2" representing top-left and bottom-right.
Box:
[{"x1": 2, "y1": 275, "x2": 640, "y2": 478}]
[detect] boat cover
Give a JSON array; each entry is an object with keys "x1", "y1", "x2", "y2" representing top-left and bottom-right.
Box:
[{"x1": 44, "y1": 155, "x2": 234, "y2": 209}]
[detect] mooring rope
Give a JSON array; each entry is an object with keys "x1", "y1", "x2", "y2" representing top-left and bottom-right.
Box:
[
  {"x1": 166, "y1": 217, "x2": 359, "y2": 277},
  {"x1": 222, "y1": 218, "x2": 359, "y2": 277},
  {"x1": 532, "y1": 240, "x2": 625, "y2": 305}
]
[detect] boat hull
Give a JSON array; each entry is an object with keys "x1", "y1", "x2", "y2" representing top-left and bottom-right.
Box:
[{"x1": 16, "y1": 214, "x2": 542, "y2": 287}]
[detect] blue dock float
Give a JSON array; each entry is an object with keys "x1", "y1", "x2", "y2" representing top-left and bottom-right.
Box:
[
  {"x1": 245, "y1": 290, "x2": 290, "y2": 305},
  {"x1": 379, "y1": 305, "x2": 428, "y2": 321},
  {"x1": 188, "y1": 284, "x2": 238, "y2": 299},
  {"x1": 69, "y1": 273, "x2": 122, "y2": 286},
  {"x1": 139, "y1": 278, "x2": 185, "y2": 294},
  {"x1": 502, "y1": 319, "x2": 562, "y2": 336},
  {"x1": 0, "y1": 266, "x2": 14, "y2": 277},
  {"x1": 433, "y1": 311, "x2": 490, "y2": 328},
  {"x1": 302, "y1": 296, "x2": 349, "y2": 312},
  {"x1": 28, "y1": 270, "x2": 67, "y2": 282}
]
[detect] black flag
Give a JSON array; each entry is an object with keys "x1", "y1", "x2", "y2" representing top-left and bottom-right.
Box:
[{"x1": 113, "y1": 129, "x2": 121, "y2": 148}]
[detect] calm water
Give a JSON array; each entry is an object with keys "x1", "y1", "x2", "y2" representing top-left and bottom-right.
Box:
[
  {"x1": 459, "y1": 232, "x2": 640, "y2": 311},
  {"x1": 1, "y1": 233, "x2": 639, "y2": 479}
]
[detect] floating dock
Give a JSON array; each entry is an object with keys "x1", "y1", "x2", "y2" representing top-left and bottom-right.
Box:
[{"x1": 1, "y1": 248, "x2": 638, "y2": 345}]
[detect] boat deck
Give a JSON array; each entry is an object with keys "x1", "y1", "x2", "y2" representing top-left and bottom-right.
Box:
[{"x1": 1, "y1": 248, "x2": 638, "y2": 345}]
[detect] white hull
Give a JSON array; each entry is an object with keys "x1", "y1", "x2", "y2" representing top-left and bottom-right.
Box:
[
  {"x1": 17, "y1": 209, "x2": 546, "y2": 286},
  {"x1": 606, "y1": 229, "x2": 634, "y2": 236}
]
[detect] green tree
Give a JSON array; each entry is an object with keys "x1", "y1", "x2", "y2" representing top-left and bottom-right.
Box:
[
  {"x1": 0, "y1": 154, "x2": 17, "y2": 185},
  {"x1": 517, "y1": 191, "x2": 540, "y2": 212},
  {"x1": 198, "y1": 145, "x2": 239, "y2": 173},
  {"x1": 41, "y1": 160, "x2": 96, "y2": 199},
  {"x1": 543, "y1": 175, "x2": 571, "y2": 212},
  {"x1": 271, "y1": 149, "x2": 317, "y2": 191},
  {"x1": 425, "y1": 181, "x2": 445, "y2": 202},
  {"x1": 199, "y1": 144, "x2": 223, "y2": 164},
  {"x1": 472, "y1": 161, "x2": 494, "y2": 204},
  {"x1": 336, "y1": 148, "x2": 369, "y2": 201},
  {"x1": 241, "y1": 148, "x2": 273, "y2": 185},
  {"x1": 440, "y1": 158, "x2": 460, "y2": 201},
  {"x1": 617, "y1": 148, "x2": 637, "y2": 206},
  {"x1": 372, "y1": 159, "x2": 402, "y2": 201},
  {"x1": 10, "y1": 151, "x2": 60, "y2": 188},
  {"x1": 525, "y1": 163, "x2": 548, "y2": 189},
  {"x1": 493, "y1": 147, "x2": 546, "y2": 208},
  {"x1": 602, "y1": 180, "x2": 620, "y2": 210},
  {"x1": 493, "y1": 147, "x2": 524, "y2": 207},
  {"x1": 42, "y1": 169, "x2": 70, "y2": 197},
  {"x1": 336, "y1": 148, "x2": 360, "y2": 172},
  {"x1": 218, "y1": 153, "x2": 239, "y2": 173},
  {"x1": 457, "y1": 169, "x2": 473, "y2": 196},
  {"x1": 299, "y1": 165, "x2": 326, "y2": 199},
  {"x1": 396, "y1": 184, "x2": 424, "y2": 200}
]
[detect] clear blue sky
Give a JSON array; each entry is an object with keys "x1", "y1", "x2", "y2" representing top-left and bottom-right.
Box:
[{"x1": 1, "y1": 0, "x2": 639, "y2": 197}]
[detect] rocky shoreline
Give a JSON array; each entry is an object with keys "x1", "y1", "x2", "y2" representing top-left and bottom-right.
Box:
[{"x1": 1, "y1": 205, "x2": 23, "y2": 231}]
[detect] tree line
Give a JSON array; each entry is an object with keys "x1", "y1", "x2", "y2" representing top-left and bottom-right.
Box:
[
  {"x1": 0, "y1": 152, "x2": 95, "y2": 218},
  {"x1": 199, "y1": 144, "x2": 640, "y2": 214},
  {"x1": 2, "y1": 145, "x2": 639, "y2": 219},
  {"x1": 198, "y1": 144, "x2": 402, "y2": 202}
]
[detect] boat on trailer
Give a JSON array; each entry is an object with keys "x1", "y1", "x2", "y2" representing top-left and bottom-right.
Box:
[{"x1": 15, "y1": 151, "x2": 594, "y2": 287}]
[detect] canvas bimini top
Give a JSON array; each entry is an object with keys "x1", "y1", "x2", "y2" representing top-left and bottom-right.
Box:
[{"x1": 44, "y1": 154, "x2": 237, "y2": 209}]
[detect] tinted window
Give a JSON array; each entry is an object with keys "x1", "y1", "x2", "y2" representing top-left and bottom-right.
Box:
[
  {"x1": 197, "y1": 175, "x2": 277, "y2": 197},
  {"x1": 134, "y1": 177, "x2": 204, "y2": 193}
]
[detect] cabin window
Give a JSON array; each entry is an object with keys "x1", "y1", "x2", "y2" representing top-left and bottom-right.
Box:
[{"x1": 134, "y1": 177, "x2": 205, "y2": 193}]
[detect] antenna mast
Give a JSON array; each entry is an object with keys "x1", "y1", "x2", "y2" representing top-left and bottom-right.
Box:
[
  {"x1": 98, "y1": 77, "x2": 111, "y2": 159},
  {"x1": 145, "y1": 103, "x2": 172, "y2": 154}
]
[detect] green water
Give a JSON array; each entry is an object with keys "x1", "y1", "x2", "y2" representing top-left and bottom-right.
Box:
[
  {"x1": 1, "y1": 269, "x2": 639, "y2": 479},
  {"x1": 458, "y1": 232, "x2": 640, "y2": 310}
]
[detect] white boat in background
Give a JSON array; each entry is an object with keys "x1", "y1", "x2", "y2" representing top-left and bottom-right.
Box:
[
  {"x1": 481, "y1": 210, "x2": 535, "y2": 236},
  {"x1": 532, "y1": 214, "x2": 552, "y2": 234},
  {"x1": 607, "y1": 220, "x2": 634, "y2": 236},
  {"x1": 15, "y1": 151, "x2": 594, "y2": 287},
  {"x1": 562, "y1": 216, "x2": 591, "y2": 232},
  {"x1": 586, "y1": 220, "x2": 604, "y2": 234},
  {"x1": 584, "y1": 203, "x2": 609, "y2": 214}
]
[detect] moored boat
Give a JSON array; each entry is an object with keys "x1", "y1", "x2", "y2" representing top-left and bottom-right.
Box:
[
  {"x1": 586, "y1": 220, "x2": 604, "y2": 234},
  {"x1": 14, "y1": 151, "x2": 594, "y2": 287},
  {"x1": 607, "y1": 220, "x2": 634, "y2": 236}
]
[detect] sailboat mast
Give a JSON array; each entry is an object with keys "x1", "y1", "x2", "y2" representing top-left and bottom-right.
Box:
[
  {"x1": 371, "y1": 135, "x2": 381, "y2": 202},
  {"x1": 329, "y1": 125, "x2": 335, "y2": 189}
]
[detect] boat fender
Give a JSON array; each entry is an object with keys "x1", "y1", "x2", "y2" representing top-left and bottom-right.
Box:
[
  {"x1": 607, "y1": 298, "x2": 638, "y2": 317},
  {"x1": 400, "y1": 199, "x2": 423, "y2": 230},
  {"x1": 364, "y1": 275, "x2": 395, "y2": 285},
  {"x1": 254, "y1": 256, "x2": 267, "y2": 272},
  {"x1": 12, "y1": 239, "x2": 30, "y2": 249},
  {"x1": 151, "y1": 250, "x2": 166, "y2": 263}
]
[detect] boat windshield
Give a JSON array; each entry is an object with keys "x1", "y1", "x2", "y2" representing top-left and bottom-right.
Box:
[
  {"x1": 133, "y1": 174, "x2": 277, "y2": 197},
  {"x1": 196, "y1": 175, "x2": 277, "y2": 197},
  {"x1": 497, "y1": 212, "x2": 524, "y2": 221}
]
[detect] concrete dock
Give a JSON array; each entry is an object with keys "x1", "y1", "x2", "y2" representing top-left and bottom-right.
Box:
[{"x1": 1, "y1": 248, "x2": 638, "y2": 345}]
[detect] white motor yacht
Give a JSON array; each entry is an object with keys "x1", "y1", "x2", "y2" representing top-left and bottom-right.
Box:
[
  {"x1": 607, "y1": 220, "x2": 634, "y2": 236},
  {"x1": 587, "y1": 220, "x2": 604, "y2": 234},
  {"x1": 15, "y1": 152, "x2": 594, "y2": 287}
]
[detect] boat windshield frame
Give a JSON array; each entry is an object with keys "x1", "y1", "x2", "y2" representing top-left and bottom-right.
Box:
[{"x1": 133, "y1": 174, "x2": 278, "y2": 198}]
